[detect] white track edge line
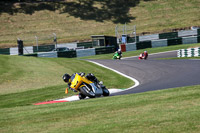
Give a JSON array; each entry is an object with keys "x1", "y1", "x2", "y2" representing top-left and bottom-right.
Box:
[
  {"x1": 54, "y1": 60, "x2": 140, "y2": 102},
  {"x1": 122, "y1": 50, "x2": 178, "y2": 59},
  {"x1": 87, "y1": 60, "x2": 140, "y2": 92}
]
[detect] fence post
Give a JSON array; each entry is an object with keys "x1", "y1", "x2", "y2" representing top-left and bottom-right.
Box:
[
  {"x1": 53, "y1": 33, "x2": 57, "y2": 49},
  {"x1": 17, "y1": 38, "x2": 23, "y2": 55},
  {"x1": 35, "y1": 36, "x2": 38, "y2": 52}
]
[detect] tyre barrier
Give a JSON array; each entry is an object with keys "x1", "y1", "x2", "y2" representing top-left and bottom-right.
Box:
[{"x1": 177, "y1": 47, "x2": 200, "y2": 57}]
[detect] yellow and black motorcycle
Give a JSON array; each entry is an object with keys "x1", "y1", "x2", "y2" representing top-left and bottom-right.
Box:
[{"x1": 65, "y1": 73, "x2": 110, "y2": 99}]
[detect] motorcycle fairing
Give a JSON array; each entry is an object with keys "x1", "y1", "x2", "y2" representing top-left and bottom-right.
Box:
[
  {"x1": 70, "y1": 74, "x2": 92, "y2": 90},
  {"x1": 89, "y1": 83, "x2": 103, "y2": 96}
]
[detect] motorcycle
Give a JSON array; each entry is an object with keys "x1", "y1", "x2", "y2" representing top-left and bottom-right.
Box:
[
  {"x1": 65, "y1": 73, "x2": 110, "y2": 99},
  {"x1": 113, "y1": 52, "x2": 122, "y2": 59},
  {"x1": 138, "y1": 53, "x2": 148, "y2": 60}
]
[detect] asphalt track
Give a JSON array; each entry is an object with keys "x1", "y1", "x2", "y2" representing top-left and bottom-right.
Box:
[
  {"x1": 89, "y1": 51, "x2": 200, "y2": 96},
  {"x1": 35, "y1": 50, "x2": 200, "y2": 105}
]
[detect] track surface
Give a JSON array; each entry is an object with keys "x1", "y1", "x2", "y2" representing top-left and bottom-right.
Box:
[
  {"x1": 35, "y1": 51, "x2": 200, "y2": 105},
  {"x1": 89, "y1": 51, "x2": 200, "y2": 96}
]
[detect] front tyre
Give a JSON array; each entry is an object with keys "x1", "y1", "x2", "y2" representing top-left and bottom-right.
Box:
[
  {"x1": 80, "y1": 86, "x2": 95, "y2": 98},
  {"x1": 79, "y1": 93, "x2": 86, "y2": 100},
  {"x1": 102, "y1": 87, "x2": 110, "y2": 96}
]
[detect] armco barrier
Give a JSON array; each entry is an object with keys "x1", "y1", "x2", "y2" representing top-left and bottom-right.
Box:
[
  {"x1": 167, "y1": 37, "x2": 182, "y2": 46},
  {"x1": 10, "y1": 47, "x2": 18, "y2": 55},
  {"x1": 198, "y1": 29, "x2": 200, "y2": 36},
  {"x1": 95, "y1": 46, "x2": 115, "y2": 55},
  {"x1": 24, "y1": 46, "x2": 33, "y2": 54},
  {"x1": 159, "y1": 32, "x2": 178, "y2": 39},
  {"x1": 182, "y1": 36, "x2": 198, "y2": 44},
  {"x1": 178, "y1": 30, "x2": 197, "y2": 37},
  {"x1": 57, "y1": 50, "x2": 77, "y2": 58},
  {"x1": 10, "y1": 46, "x2": 34, "y2": 55},
  {"x1": 1, "y1": 30, "x2": 200, "y2": 56},
  {"x1": 38, "y1": 52, "x2": 57, "y2": 58},
  {"x1": 136, "y1": 41, "x2": 152, "y2": 50},
  {"x1": 33, "y1": 45, "x2": 55, "y2": 52},
  {"x1": 177, "y1": 47, "x2": 200, "y2": 57},
  {"x1": 125, "y1": 43, "x2": 137, "y2": 51},
  {"x1": 198, "y1": 36, "x2": 200, "y2": 43},
  {"x1": 57, "y1": 43, "x2": 77, "y2": 49},
  {"x1": 76, "y1": 48, "x2": 95, "y2": 57},
  {"x1": 77, "y1": 42, "x2": 93, "y2": 49},
  {"x1": 127, "y1": 36, "x2": 139, "y2": 43},
  {"x1": 151, "y1": 39, "x2": 168, "y2": 48},
  {"x1": 0, "y1": 48, "x2": 10, "y2": 55},
  {"x1": 139, "y1": 34, "x2": 159, "y2": 42}
]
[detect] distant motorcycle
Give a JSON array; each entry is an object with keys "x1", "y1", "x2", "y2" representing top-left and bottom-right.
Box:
[
  {"x1": 113, "y1": 52, "x2": 122, "y2": 59},
  {"x1": 65, "y1": 73, "x2": 109, "y2": 99},
  {"x1": 138, "y1": 51, "x2": 148, "y2": 60}
]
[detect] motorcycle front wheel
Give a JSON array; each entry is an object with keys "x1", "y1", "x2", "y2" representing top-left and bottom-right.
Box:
[
  {"x1": 79, "y1": 93, "x2": 86, "y2": 100},
  {"x1": 80, "y1": 86, "x2": 95, "y2": 98},
  {"x1": 102, "y1": 87, "x2": 110, "y2": 96}
]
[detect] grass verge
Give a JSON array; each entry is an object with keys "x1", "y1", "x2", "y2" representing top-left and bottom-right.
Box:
[
  {"x1": 0, "y1": 43, "x2": 200, "y2": 132},
  {"x1": 0, "y1": 55, "x2": 134, "y2": 95},
  {"x1": 0, "y1": 85, "x2": 200, "y2": 132}
]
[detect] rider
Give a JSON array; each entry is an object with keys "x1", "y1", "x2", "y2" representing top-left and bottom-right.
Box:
[
  {"x1": 138, "y1": 51, "x2": 148, "y2": 60},
  {"x1": 114, "y1": 48, "x2": 122, "y2": 59},
  {"x1": 143, "y1": 51, "x2": 148, "y2": 59},
  {"x1": 117, "y1": 49, "x2": 122, "y2": 56},
  {"x1": 62, "y1": 72, "x2": 99, "y2": 92}
]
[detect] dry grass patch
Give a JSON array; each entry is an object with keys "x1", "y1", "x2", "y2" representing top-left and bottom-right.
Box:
[{"x1": 0, "y1": 0, "x2": 199, "y2": 48}]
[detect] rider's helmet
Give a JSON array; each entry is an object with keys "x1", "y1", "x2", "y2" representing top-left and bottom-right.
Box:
[
  {"x1": 118, "y1": 49, "x2": 121, "y2": 52},
  {"x1": 62, "y1": 73, "x2": 71, "y2": 83},
  {"x1": 144, "y1": 51, "x2": 147, "y2": 53}
]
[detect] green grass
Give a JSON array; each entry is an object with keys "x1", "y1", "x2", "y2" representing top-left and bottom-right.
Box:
[
  {"x1": 0, "y1": 0, "x2": 199, "y2": 48},
  {"x1": 0, "y1": 55, "x2": 134, "y2": 95},
  {"x1": 0, "y1": 85, "x2": 200, "y2": 133},
  {"x1": 1, "y1": 0, "x2": 200, "y2": 131},
  {"x1": 0, "y1": 44, "x2": 200, "y2": 132}
]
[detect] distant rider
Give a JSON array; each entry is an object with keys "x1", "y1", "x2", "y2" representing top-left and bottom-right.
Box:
[
  {"x1": 143, "y1": 51, "x2": 148, "y2": 59},
  {"x1": 138, "y1": 51, "x2": 148, "y2": 60},
  {"x1": 114, "y1": 49, "x2": 122, "y2": 59},
  {"x1": 117, "y1": 49, "x2": 122, "y2": 56}
]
